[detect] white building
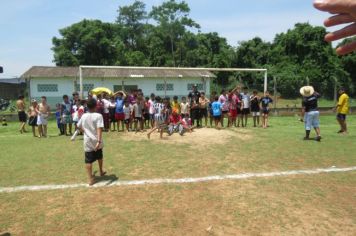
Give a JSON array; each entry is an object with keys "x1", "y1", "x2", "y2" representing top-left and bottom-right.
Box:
[{"x1": 21, "y1": 66, "x2": 215, "y2": 107}]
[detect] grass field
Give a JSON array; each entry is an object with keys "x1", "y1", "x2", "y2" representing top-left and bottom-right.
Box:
[{"x1": 1, "y1": 116, "x2": 356, "y2": 235}]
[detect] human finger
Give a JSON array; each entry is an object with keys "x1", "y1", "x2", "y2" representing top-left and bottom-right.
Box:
[
  {"x1": 324, "y1": 13, "x2": 354, "y2": 27},
  {"x1": 336, "y1": 40, "x2": 356, "y2": 55},
  {"x1": 325, "y1": 23, "x2": 356, "y2": 42},
  {"x1": 314, "y1": 0, "x2": 352, "y2": 14}
]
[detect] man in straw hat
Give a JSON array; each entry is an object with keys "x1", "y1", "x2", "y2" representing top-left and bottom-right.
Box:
[{"x1": 300, "y1": 86, "x2": 322, "y2": 141}]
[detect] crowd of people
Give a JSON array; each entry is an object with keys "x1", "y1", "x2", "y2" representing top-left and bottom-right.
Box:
[{"x1": 16, "y1": 84, "x2": 277, "y2": 139}]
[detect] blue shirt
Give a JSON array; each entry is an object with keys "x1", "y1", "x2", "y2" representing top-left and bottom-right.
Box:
[
  {"x1": 212, "y1": 101, "x2": 222, "y2": 116},
  {"x1": 115, "y1": 98, "x2": 124, "y2": 113}
]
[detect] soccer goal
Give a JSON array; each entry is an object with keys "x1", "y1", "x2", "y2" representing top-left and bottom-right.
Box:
[{"x1": 78, "y1": 65, "x2": 268, "y2": 98}]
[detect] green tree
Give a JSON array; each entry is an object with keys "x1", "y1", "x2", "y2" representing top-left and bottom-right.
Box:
[
  {"x1": 150, "y1": 0, "x2": 200, "y2": 66},
  {"x1": 52, "y1": 19, "x2": 119, "y2": 66}
]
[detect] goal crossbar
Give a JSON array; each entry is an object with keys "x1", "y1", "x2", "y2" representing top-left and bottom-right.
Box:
[{"x1": 79, "y1": 65, "x2": 268, "y2": 97}]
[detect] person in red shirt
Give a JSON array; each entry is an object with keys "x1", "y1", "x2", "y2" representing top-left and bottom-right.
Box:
[{"x1": 168, "y1": 111, "x2": 184, "y2": 136}]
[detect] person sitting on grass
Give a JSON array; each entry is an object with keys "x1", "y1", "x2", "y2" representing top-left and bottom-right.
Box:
[
  {"x1": 260, "y1": 91, "x2": 273, "y2": 129},
  {"x1": 211, "y1": 96, "x2": 223, "y2": 129},
  {"x1": 300, "y1": 86, "x2": 322, "y2": 141},
  {"x1": 181, "y1": 114, "x2": 194, "y2": 133},
  {"x1": 168, "y1": 111, "x2": 184, "y2": 136},
  {"x1": 77, "y1": 98, "x2": 106, "y2": 186}
]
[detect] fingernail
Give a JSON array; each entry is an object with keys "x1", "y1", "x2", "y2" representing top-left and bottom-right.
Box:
[{"x1": 314, "y1": 0, "x2": 325, "y2": 4}]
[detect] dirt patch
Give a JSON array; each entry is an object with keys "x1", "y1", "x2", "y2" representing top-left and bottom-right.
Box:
[{"x1": 121, "y1": 127, "x2": 253, "y2": 148}]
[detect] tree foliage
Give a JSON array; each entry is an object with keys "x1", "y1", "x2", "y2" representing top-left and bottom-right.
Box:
[{"x1": 52, "y1": 1, "x2": 355, "y2": 98}]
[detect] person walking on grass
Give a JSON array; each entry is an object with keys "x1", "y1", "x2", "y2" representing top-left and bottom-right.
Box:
[
  {"x1": 300, "y1": 86, "x2": 322, "y2": 142},
  {"x1": 36, "y1": 96, "x2": 50, "y2": 138},
  {"x1": 334, "y1": 87, "x2": 349, "y2": 134},
  {"x1": 77, "y1": 98, "x2": 106, "y2": 186},
  {"x1": 260, "y1": 91, "x2": 273, "y2": 129},
  {"x1": 16, "y1": 95, "x2": 27, "y2": 133}
]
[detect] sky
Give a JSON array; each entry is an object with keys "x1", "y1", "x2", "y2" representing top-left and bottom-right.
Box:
[{"x1": 0, "y1": 0, "x2": 332, "y2": 78}]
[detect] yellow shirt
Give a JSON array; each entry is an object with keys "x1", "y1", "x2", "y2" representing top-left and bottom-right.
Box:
[
  {"x1": 337, "y1": 93, "x2": 349, "y2": 114},
  {"x1": 171, "y1": 101, "x2": 180, "y2": 114}
]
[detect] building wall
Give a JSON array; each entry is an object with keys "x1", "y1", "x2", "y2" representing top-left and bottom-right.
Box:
[
  {"x1": 0, "y1": 83, "x2": 26, "y2": 100},
  {"x1": 30, "y1": 77, "x2": 211, "y2": 107}
]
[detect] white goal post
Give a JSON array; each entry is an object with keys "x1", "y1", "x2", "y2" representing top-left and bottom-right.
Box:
[{"x1": 78, "y1": 65, "x2": 268, "y2": 98}]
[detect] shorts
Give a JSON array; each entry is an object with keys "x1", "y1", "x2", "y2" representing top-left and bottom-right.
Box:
[
  {"x1": 109, "y1": 112, "x2": 116, "y2": 122},
  {"x1": 242, "y1": 108, "x2": 250, "y2": 115},
  {"x1": 85, "y1": 149, "x2": 103, "y2": 164},
  {"x1": 37, "y1": 114, "x2": 48, "y2": 125},
  {"x1": 337, "y1": 113, "x2": 346, "y2": 121},
  {"x1": 28, "y1": 116, "x2": 37, "y2": 126},
  {"x1": 252, "y1": 112, "x2": 260, "y2": 117},
  {"x1": 305, "y1": 111, "x2": 320, "y2": 130},
  {"x1": 62, "y1": 115, "x2": 72, "y2": 124},
  {"x1": 191, "y1": 109, "x2": 201, "y2": 120},
  {"x1": 230, "y1": 109, "x2": 237, "y2": 118},
  {"x1": 262, "y1": 108, "x2": 270, "y2": 115},
  {"x1": 222, "y1": 110, "x2": 229, "y2": 115},
  {"x1": 149, "y1": 114, "x2": 155, "y2": 120},
  {"x1": 115, "y1": 113, "x2": 125, "y2": 121},
  {"x1": 144, "y1": 113, "x2": 150, "y2": 121},
  {"x1": 134, "y1": 117, "x2": 142, "y2": 122},
  {"x1": 18, "y1": 111, "x2": 27, "y2": 122},
  {"x1": 200, "y1": 108, "x2": 208, "y2": 118},
  {"x1": 124, "y1": 119, "x2": 130, "y2": 124},
  {"x1": 213, "y1": 115, "x2": 221, "y2": 121}
]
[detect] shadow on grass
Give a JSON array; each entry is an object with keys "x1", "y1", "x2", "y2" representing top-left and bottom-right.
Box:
[{"x1": 93, "y1": 171, "x2": 119, "y2": 185}]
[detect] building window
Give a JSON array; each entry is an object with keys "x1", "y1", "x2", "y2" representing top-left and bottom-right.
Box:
[
  {"x1": 37, "y1": 84, "x2": 58, "y2": 92},
  {"x1": 75, "y1": 84, "x2": 94, "y2": 92},
  {"x1": 187, "y1": 83, "x2": 203, "y2": 91},
  {"x1": 156, "y1": 83, "x2": 174, "y2": 91}
]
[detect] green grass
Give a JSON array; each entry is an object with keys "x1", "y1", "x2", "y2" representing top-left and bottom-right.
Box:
[
  {"x1": 276, "y1": 98, "x2": 355, "y2": 108},
  {"x1": 1, "y1": 116, "x2": 356, "y2": 235},
  {"x1": 0, "y1": 116, "x2": 355, "y2": 187}
]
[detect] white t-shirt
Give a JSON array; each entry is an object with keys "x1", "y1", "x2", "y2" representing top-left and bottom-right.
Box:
[
  {"x1": 133, "y1": 102, "x2": 143, "y2": 117},
  {"x1": 180, "y1": 102, "x2": 190, "y2": 114},
  {"x1": 102, "y1": 99, "x2": 110, "y2": 114},
  {"x1": 241, "y1": 93, "x2": 250, "y2": 109},
  {"x1": 77, "y1": 112, "x2": 104, "y2": 152},
  {"x1": 123, "y1": 104, "x2": 132, "y2": 120},
  {"x1": 148, "y1": 99, "x2": 155, "y2": 114}
]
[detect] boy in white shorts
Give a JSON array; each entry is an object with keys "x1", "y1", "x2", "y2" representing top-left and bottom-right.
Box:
[{"x1": 36, "y1": 96, "x2": 50, "y2": 137}]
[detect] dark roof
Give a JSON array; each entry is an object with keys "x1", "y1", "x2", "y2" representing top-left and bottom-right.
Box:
[
  {"x1": 0, "y1": 78, "x2": 26, "y2": 84},
  {"x1": 21, "y1": 66, "x2": 215, "y2": 79}
]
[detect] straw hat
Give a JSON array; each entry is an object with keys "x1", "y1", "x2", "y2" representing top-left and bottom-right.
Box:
[{"x1": 300, "y1": 86, "x2": 314, "y2": 97}]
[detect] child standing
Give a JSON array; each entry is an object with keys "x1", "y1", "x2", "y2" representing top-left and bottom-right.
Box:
[
  {"x1": 260, "y1": 91, "x2": 273, "y2": 128},
  {"x1": 28, "y1": 99, "x2": 38, "y2": 137},
  {"x1": 180, "y1": 97, "x2": 190, "y2": 118},
  {"x1": 55, "y1": 103, "x2": 64, "y2": 135},
  {"x1": 171, "y1": 96, "x2": 180, "y2": 114},
  {"x1": 212, "y1": 96, "x2": 222, "y2": 129},
  {"x1": 147, "y1": 96, "x2": 166, "y2": 139},
  {"x1": 199, "y1": 92, "x2": 210, "y2": 127},
  {"x1": 36, "y1": 96, "x2": 50, "y2": 138},
  {"x1": 148, "y1": 93, "x2": 155, "y2": 128},
  {"x1": 61, "y1": 95, "x2": 73, "y2": 136},
  {"x1": 144, "y1": 97, "x2": 150, "y2": 129},
  {"x1": 77, "y1": 98, "x2": 106, "y2": 186},
  {"x1": 109, "y1": 96, "x2": 117, "y2": 131},
  {"x1": 250, "y1": 90, "x2": 261, "y2": 127},
  {"x1": 123, "y1": 99, "x2": 132, "y2": 132},
  {"x1": 114, "y1": 92, "x2": 125, "y2": 132}
]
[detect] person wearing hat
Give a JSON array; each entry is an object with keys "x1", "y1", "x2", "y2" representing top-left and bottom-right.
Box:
[
  {"x1": 188, "y1": 84, "x2": 201, "y2": 127},
  {"x1": 300, "y1": 86, "x2": 322, "y2": 141}
]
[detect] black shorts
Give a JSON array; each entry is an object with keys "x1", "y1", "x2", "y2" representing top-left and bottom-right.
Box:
[
  {"x1": 18, "y1": 111, "x2": 27, "y2": 122},
  {"x1": 28, "y1": 116, "x2": 37, "y2": 126},
  {"x1": 337, "y1": 113, "x2": 346, "y2": 121},
  {"x1": 191, "y1": 109, "x2": 201, "y2": 119},
  {"x1": 200, "y1": 108, "x2": 208, "y2": 118},
  {"x1": 242, "y1": 108, "x2": 250, "y2": 115},
  {"x1": 213, "y1": 115, "x2": 221, "y2": 121},
  {"x1": 85, "y1": 149, "x2": 103, "y2": 164},
  {"x1": 124, "y1": 119, "x2": 130, "y2": 124},
  {"x1": 262, "y1": 108, "x2": 270, "y2": 114},
  {"x1": 144, "y1": 113, "x2": 150, "y2": 121}
]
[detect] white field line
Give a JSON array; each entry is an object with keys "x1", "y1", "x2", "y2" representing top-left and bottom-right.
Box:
[{"x1": 1, "y1": 166, "x2": 356, "y2": 193}]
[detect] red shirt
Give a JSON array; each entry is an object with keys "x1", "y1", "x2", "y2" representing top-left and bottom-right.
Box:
[{"x1": 169, "y1": 114, "x2": 181, "y2": 124}]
